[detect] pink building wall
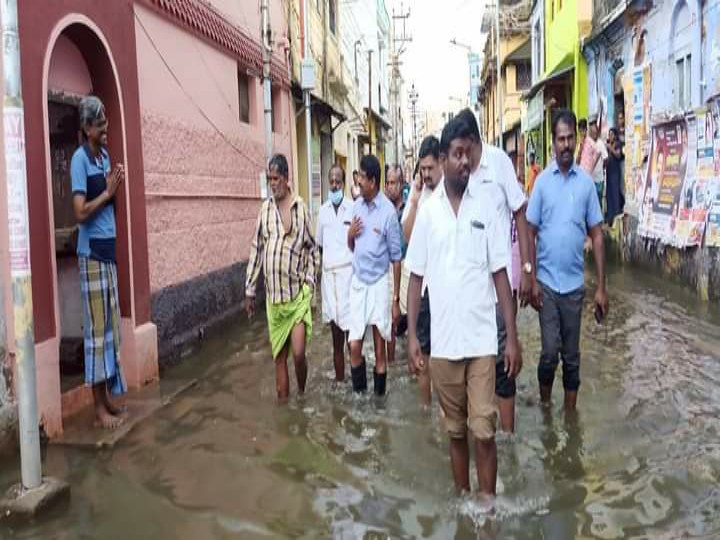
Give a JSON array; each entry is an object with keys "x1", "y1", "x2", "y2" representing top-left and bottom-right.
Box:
[
  {"x1": 133, "y1": 2, "x2": 294, "y2": 359},
  {"x1": 135, "y1": 4, "x2": 292, "y2": 292}
]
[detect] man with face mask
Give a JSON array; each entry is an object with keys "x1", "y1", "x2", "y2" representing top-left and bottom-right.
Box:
[
  {"x1": 245, "y1": 154, "x2": 320, "y2": 400},
  {"x1": 317, "y1": 165, "x2": 354, "y2": 382}
]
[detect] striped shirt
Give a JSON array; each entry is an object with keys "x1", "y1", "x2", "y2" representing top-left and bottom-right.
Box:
[{"x1": 245, "y1": 196, "x2": 320, "y2": 304}]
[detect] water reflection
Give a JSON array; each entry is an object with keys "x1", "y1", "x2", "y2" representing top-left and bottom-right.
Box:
[{"x1": 1, "y1": 265, "x2": 720, "y2": 538}]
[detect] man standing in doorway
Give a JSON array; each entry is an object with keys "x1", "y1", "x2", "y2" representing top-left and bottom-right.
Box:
[
  {"x1": 527, "y1": 109, "x2": 609, "y2": 412},
  {"x1": 401, "y1": 135, "x2": 443, "y2": 405},
  {"x1": 245, "y1": 154, "x2": 320, "y2": 400},
  {"x1": 317, "y1": 165, "x2": 354, "y2": 382},
  {"x1": 456, "y1": 108, "x2": 533, "y2": 434},
  {"x1": 406, "y1": 116, "x2": 522, "y2": 495},
  {"x1": 71, "y1": 96, "x2": 126, "y2": 429},
  {"x1": 347, "y1": 155, "x2": 403, "y2": 395}
]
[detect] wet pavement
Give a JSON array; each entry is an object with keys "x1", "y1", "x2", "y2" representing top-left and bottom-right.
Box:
[{"x1": 1, "y1": 262, "x2": 720, "y2": 539}]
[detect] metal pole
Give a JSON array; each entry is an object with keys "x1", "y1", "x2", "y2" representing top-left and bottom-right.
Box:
[
  {"x1": 261, "y1": 0, "x2": 273, "y2": 169},
  {"x1": 303, "y1": 0, "x2": 313, "y2": 215},
  {"x1": 495, "y1": 0, "x2": 503, "y2": 146},
  {"x1": 368, "y1": 49, "x2": 373, "y2": 154},
  {"x1": 1, "y1": 0, "x2": 42, "y2": 490}
]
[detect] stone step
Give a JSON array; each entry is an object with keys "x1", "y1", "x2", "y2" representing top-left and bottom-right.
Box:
[{"x1": 51, "y1": 378, "x2": 197, "y2": 449}]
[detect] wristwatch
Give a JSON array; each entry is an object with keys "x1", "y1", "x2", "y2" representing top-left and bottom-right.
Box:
[{"x1": 522, "y1": 262, "x2": 533, "y2": 275}]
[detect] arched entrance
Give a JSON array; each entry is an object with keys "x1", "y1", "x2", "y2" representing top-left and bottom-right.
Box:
[{"x1": 42, "y1": 21, "x2": 133, "y2": 419}]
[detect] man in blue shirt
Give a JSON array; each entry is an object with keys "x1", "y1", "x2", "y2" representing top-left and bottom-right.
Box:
[
  {"x1": 526, "y1": 109, "x2": 609, "y2": 412},
  {"x1": 71, "y1": 96, "x2": 126, "y2": 428},
  {"x1": 347, "y1": 154, "x2": 403, "y2": 395}
]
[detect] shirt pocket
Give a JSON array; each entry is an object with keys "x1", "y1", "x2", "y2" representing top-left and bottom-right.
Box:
[{"x1": 463, "y1": 220, "x2": 488, "y2": 269}]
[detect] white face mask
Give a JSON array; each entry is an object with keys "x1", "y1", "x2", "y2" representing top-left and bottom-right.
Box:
[{"x1": 329, "y1": 189, "x2": 343, "y2": 206}]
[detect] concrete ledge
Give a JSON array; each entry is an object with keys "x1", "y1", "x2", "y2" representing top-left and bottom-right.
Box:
[
  {"x1": 0, "y1": 477, "x2": 70, "y2": 519},
  {"x1": 621, "y1": 214, "x2": 720, "y2": 302},
  {"x1": 151, "y1": 262, "x2": 264, "y2": 365},
  {"x1": 51, "y1": 378, "x2": 197, "y2": 448}
]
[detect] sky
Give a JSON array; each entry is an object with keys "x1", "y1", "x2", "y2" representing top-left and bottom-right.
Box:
[{"x1": 386, "y1": 0, "x2": 486, "y2": 141}]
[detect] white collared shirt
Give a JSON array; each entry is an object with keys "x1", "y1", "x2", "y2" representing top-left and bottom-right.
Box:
[
  {"x1": 469, "y1": 144, "x2": 526, "y2": 280},
  {"x1": 405, "y1": 180, "x2": 509, "y2": 360},
  {"x1": 317, "y1": 197, "x2": 353, "y2": 270}
]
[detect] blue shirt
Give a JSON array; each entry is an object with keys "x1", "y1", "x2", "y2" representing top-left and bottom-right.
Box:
[
  {"x1": 526, "y1": 161, "x2": 603, "y2": 294},
  {"x1": 351, "y1": 191, "x2": 403, "y2": 285},
  {"x1": 70, "y1": 144, "x2": 117, "y2": 262}
]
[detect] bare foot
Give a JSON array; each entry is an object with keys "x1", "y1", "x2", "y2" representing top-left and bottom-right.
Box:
[
  {"x1": 105, "y1": 400, "x2": 128, "y2": 417},
  {"x1": 101, "y1": 388, "x2": 127, "y2": 417},
  {"x1": 94, "y1": 410, "x2": 125, "y2": 429}
]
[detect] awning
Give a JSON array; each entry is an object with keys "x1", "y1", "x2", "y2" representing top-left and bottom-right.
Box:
[
  {"x1": 523, "y1": 88, "x2": 544, "y2": 132},
  {"x1": 503, "y1": 39, "x2": 531, "y2": 67},
  {"x1": 365, "y1": 107, "x2": 393, "y2": 131},
  {"x1": 523, "y1": 53, "x2": 574, "y2": 101}
]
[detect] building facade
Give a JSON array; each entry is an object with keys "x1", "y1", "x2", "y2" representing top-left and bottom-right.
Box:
[
  {"x1": 583, "y1": 0, "x2": 720, "y2": 302},
  {"x1": 479, "y1": 0, "x2": 532, "y2": 175},
  {"x1": 0, "y1": 0, "x2": 296, "y2": 447},
  {"x1": 523, "y1": 0, "x2": 591, "y2": 165}
]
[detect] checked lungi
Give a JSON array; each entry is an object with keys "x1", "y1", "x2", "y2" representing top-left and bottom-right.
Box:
[{"x1": 80, "y1": 257, "x2": 127, "y2": 396}]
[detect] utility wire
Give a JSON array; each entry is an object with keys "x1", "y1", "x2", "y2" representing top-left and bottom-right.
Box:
[{"x1": 134, "y1": 11, "x2": 265, "y2": 169}]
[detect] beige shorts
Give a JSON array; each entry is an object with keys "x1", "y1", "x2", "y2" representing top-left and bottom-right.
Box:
[{"x1": 430, "y1": 356, "x2": 497, "y2": 440}]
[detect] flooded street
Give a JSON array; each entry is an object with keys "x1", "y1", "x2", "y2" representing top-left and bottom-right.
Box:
[{"x1": 2, "y1": 262, "x2": 720, "y2": 539}]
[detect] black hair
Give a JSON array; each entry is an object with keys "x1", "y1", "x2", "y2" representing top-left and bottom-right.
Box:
[
  {"x1": 418, "y1": 135, "x2": 440, "y2": 161},
  {"x1": 455, "y1": 108, "x2": 481, "y2": 142},
  {"x1": 387, "y1": 163, "x2": 404, "y2": 183},
  {"x1": 440, "y1": 115, "x2": 474, "y2": 154},
  {"x1": 578, "y1": 118, "x2": 588, "y2": 130},
  {"x1": 609, "y1": 127, "x2": 619, "y2": 138},
  {"x1": 268, "y1": 153, "x2": 289, "y2": 177},
  {"x1": 330, "y1": 163, "x2": 346, "y2": 183},
  {"x1": 360, "y1": 154, "x2": 381, "y2": 187},
  {"x1": 552, "y1": 109, "x2": 578, "y2": 139},
  {"x1": 529, "y1": 152, "x2": 536, "y2": 160}
]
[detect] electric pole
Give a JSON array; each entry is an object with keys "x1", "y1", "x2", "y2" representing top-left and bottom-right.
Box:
[
  {"x1": 0, "y1": 0, "x2": 68, "y2": 514},
  {"x1": 261, "y1": 0, "x2": 273, "y2": 174},
  {"x1": 408, "y1": 83, "x2": 419, "y2": 166},
  {"x1": 368, "y1": 49, "x2": 373, "y2": 154},
  {"x1": 495, "y1": 0, "x2": 503, "y2": 145},
  {"x1": 391, "y1": 3, "x2": 411, "y2": 165},
  {"x1": 301, "y1": 0, "x2": 314, "y2": 215}
]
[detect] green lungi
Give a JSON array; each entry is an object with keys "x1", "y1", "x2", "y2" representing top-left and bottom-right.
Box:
[{"x1": 266, "y1": 284, "x2": 313, "y2": 358}]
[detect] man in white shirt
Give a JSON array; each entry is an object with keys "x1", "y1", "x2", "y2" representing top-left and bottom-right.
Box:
[
  {"x1": 317, "y1": 165, "x2": 354, "y2": 382},
  {"x1": 401, "y1": 135, "x2": 443, "y2": 405},
  {"x1": 406, "y1": 116, "x2": 522, "y2": 495},
  {"x1": 457, "y1": 108, "x2": 533, "y2": 434}
]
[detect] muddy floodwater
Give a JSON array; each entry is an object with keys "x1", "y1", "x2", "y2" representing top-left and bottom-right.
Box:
[{"x1": 2, "y1": 263, "x2": 720, "y2": 539}]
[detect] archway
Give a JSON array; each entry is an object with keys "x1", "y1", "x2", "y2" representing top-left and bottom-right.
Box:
[{"x1": 43, "y1": 22, "x2": 131, "y2": 406}]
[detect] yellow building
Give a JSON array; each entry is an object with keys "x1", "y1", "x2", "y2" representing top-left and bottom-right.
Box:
[
  {"x1": 287, "y1": 0, "x2": 349, "y2": 213},
  {"x1": 479, "y1": 1, "x2": 532, "y2": 177}
]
